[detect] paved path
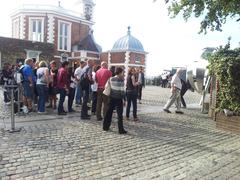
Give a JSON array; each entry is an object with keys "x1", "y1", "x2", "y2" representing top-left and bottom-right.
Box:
[{"x1": 0, "y1": 86, "x2": 240, "y2": 179}]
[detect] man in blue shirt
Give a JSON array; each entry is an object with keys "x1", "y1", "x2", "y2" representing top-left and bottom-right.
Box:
[{"x1": 22, "y1": 58, "x2": 34, "y2": 113}]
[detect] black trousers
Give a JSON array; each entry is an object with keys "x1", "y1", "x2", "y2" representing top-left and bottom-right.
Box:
[
  {"x1": 91, "y1": 91, "x2": 97, "y2": 113},
  {"x1": 180, "y1": 88, "x2": 188, "y2": 107},
  {"x1": 81, "y1": 87, "x2": 90, "y2": 117},
  {"x1": 68, "y1": 87, "x2": 76, "y2": 111},
  {"x1": 138, "y1": 85, "x2": 143, "y2": 100},
  {"x1": 103, "y1": 97, "x2": 125, "y2": 132},
  {"x1": 126, "y1": 91, "x2": 138, "y2": 118}
]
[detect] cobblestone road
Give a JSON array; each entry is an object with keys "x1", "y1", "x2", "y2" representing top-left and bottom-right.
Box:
[{"x1": 0, "y1": 86, "x2": 240, "y2": 179}]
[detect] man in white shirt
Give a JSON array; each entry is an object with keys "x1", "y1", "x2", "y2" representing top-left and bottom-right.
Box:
[
  {"x1": 163, "y1": 68, "x2": 183, "y2": 114},
  {"x1": 74, "y1": 60, "x2": 86, "y2": 106}
]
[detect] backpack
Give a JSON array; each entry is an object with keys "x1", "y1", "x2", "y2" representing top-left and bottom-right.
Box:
[{"x1": 80, "y1": 67, "x2": 93, "y2": 90}]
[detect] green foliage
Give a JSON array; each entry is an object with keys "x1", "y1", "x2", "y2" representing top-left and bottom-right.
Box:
[
  {"x1": 201, "y1": 47, "x2": 216, "y2": 60},
  {"x1": 160, "y1": 0, "x2": 240, "y2": 33},
  {"x1": 208, "y1": 43, "x2": 240, "y2": 113}
]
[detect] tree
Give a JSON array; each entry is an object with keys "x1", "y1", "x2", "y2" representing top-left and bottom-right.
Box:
[
  {"x1": 155, "y1": 0, "x2": 240, "y2": 33},
  {"x1": 201, "y1": 47, "x2": 216, "y2": 60}
]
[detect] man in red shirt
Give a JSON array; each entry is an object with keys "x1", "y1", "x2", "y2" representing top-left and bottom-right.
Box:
[
  {"x1": 95, "y1": 62, "x2": 112, "y2": 121},
  {"x1": 57, "y1": 61, "x2": 69, "y2": 115}
]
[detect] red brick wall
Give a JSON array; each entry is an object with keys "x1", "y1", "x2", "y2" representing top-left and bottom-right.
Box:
[
  {"x1": 71, "y1": 22, "x2": 89, "y2": 45},
  {"x1": 73, "y1": 52, "x2": 81, "y2": 57},
  {"x1": 87, "y1": 53, "x2": 99, "y2": 59},
  {"x1": 129, "y1": 52, "x2": 145, "y2": 65},
  {"x1": 100, "y1": 53, "x2": 108, "y2": 63},
  {"x1": 110, "y1": 52, "x2": 125, "y2": 63}
]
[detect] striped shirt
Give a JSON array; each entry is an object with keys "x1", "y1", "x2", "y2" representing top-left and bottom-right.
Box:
[{"x1": 109, "y1": 76, "x2": 125, "y2": 99}]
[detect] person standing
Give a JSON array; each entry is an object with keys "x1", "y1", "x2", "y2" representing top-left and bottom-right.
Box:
[
  {"x1": 57, "y1": 61, "x2": 69, "y2": 115},
  {"x1": 126, "y1": 67, "x2": 139, "y2": 121},
  {"x1": 137, "y1": 66, "x2": 145, "y2": 104},
  {"x1": 36, "y1": 61, "x2": 49, "y2": 114},
  {"x1": 74, "y1": 60, "x2": 86, "y2": 106},
  {"x1": 68, "y1": 67, "x2": 77, "y2": 113},
  {"x1": 22, "y1": 58, "x2": 34, "y2": 113},
  {"x1": 91, "y1": 65, "x2": 101, "y2": 115},
  {"x1": 48, "y1": 61, "x2": 58, "y2": 109},
  {"x1": 1, "y1": 63, "x2": 12, "y2": 104},
  {"x1": 80, "y1": 59, "x2": 94, "y2": 119},
  {"x1": 95, "y1": 62, "x2": 112, "y2": 121},
  {"x1": 163, "y1": 68, "x2": 184, "y2": 114},
  {"x1": 103, "y1": 67, "x2": 127, "y2": 134}
]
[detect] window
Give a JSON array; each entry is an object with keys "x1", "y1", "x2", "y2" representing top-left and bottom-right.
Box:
[
  {"x1": 29, "y1": 18, "x2": 44, "y2": 42},
  {"x1": 26, "y1": 50, "x2": 41, "y2": 62},
  {"x1": 58, "y1": 21, "x2": 71, "y2": 51},
  {"x1": 13, "y1": 19, "x2": 20, "y2": 38},
  {"x1": 135, "y1": 56, "x2": 141, "y2": 64}
]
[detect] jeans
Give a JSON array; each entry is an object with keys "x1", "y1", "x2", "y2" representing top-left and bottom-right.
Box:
[
  {"x1": 126, "y1": 90, "x2": 138, "y2": 118},
  {"x1": 75, "y1": 83, "x2": 82, "y2": 104},
  {"x1": 91, "y1": 91, "x2": 97, "y2": 113},
  {"x1": 81, "y1": 87, "x2": 90, "y2": 117},
  {"x1": 23, "y1": 81, "x2": 33, "y2": 99},
  {"x1": 103, "y1": 97, "x2": 125, "y2": 132},
  {"x1": 36, "y1": 84, "x2": 48, "y2": 112},
  {"x1": 58, "y1": 88, "x2": 66, "y2": 113}
]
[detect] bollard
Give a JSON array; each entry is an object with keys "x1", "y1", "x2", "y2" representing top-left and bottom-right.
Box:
[{"x1": 6, "y1": 84, "x2": 21, "y2": 133}]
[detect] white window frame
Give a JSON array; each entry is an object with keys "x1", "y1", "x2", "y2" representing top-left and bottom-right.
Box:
[
  {"x1": 28, "y1": 17, "x2": 44, "y2": 42},
  {"x1": 25, "y1": 50, "x2": 41, "y2": 62},
  {"x1": 13, "y1": 18, "x2": 20, "y2": 38},
  {"x1": 58, "y1": 20, "x2": 72, "y2": 52}
]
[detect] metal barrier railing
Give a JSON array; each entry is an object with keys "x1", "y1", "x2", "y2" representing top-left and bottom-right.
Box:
[{"x1": 2, "y1": 84, "x2": 22, "y2": 133}]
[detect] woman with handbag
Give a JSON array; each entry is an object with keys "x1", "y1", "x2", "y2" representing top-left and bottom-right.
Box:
[
  {"x1": 126, "y1": 67, "x2": 139, "y2": 121},
  {"x1": 103, "y1": 67, "x2": 127, "y2": 134}
]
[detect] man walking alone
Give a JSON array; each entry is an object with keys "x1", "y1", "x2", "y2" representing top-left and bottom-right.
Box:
[{"x1": 163, "y1": 68, "x2": 184, "y2": 114}]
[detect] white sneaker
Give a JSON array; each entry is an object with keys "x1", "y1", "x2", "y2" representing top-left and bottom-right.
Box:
[{"x1": 21, "y1": 106, "x2": 28, "y2": 114}]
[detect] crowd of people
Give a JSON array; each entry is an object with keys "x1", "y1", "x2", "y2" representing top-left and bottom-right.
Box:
[
  {"x1": 0, "y1": 59, "x2": 146, "y2": 134},
  {"x1": 1, "y1": 59, "x2": 193, "y2": 134}
]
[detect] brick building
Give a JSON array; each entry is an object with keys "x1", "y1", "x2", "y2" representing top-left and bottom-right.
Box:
[
  {"x1": 10, "y1": 0, "x2": 101, "y2": 66},
  {"x1": 0, "y1": 36, "x2": 54, "y2": 68},
  {"x1": 100, "y1": 26, "x2": 147, "y2": 82}
]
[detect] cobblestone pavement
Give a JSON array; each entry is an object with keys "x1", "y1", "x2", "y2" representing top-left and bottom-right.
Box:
[{"x1": 0, "y1": 86, "x2": 240, "y2": 179}]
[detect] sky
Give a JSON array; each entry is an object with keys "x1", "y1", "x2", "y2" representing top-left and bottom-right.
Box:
[{"x1": 0, "y1": 0, "x2": 239, "y2": 76}]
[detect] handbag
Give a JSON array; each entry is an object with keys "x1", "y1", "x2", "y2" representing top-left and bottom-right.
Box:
[{"x1": 103, "y1": 79, "x2": 111, "y2": 96}]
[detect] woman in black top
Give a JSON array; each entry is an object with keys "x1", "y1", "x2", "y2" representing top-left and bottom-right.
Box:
[
  {"x1": 48, "y1": 61, "x2": 58, "y2": 109},
  {"x1": 126, "y1": 67, "x2": 139, "y2": 121}
]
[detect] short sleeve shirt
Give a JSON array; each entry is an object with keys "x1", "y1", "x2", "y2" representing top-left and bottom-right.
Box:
[{"x1": 23, "y1": 64, "x2": 33, "y2": 82}]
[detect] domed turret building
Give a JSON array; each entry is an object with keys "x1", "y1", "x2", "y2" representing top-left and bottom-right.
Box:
[{"x1": 100, "y1": 27, "x2": 147, "y2": 81}]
